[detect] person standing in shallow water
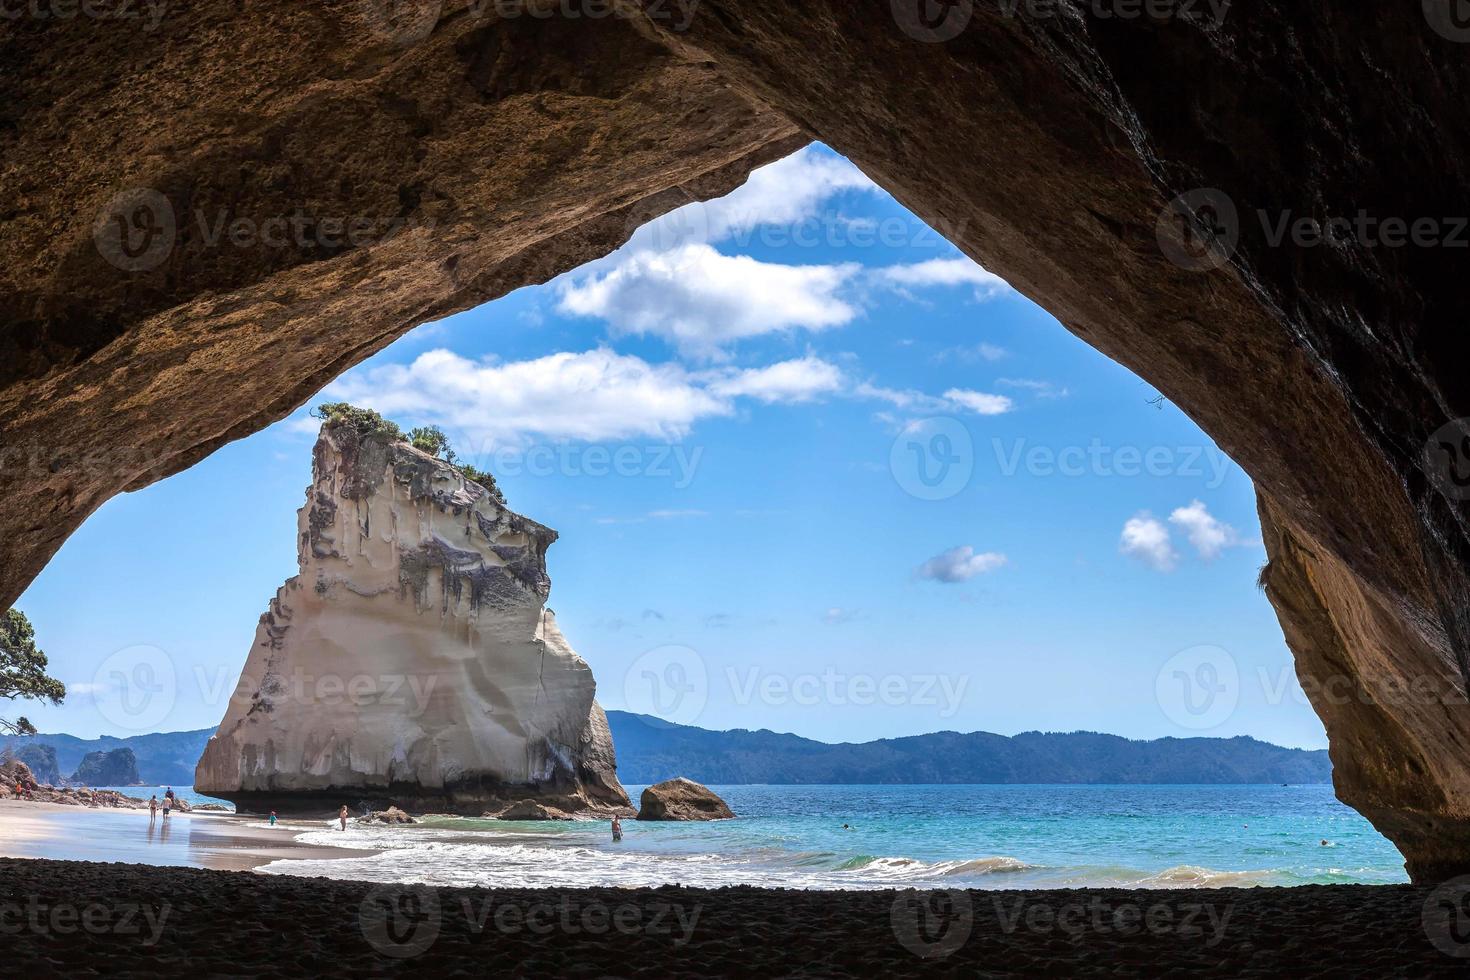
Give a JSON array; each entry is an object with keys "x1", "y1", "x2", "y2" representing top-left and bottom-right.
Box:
[
  {"x1": 148, "y1": 795, "x2": 158, "y2": 819},
  {"x1": 269, "y1": 810, "x2": 277, "y2": 827},
  {"x1": 611, "y1": 815, "x2": 623, "y2": 842},
  {"x1": 339, "y1": 805, "x2": 349, "y2": 831}
]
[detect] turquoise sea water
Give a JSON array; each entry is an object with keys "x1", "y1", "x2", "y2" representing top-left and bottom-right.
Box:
[{"x1": 250, "y1": 784, "x2": 1409, "y2": 890}]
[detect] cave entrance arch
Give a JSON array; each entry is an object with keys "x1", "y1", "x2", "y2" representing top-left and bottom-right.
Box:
[{"x1": 3, "y1": 4, "x2": 1468, "y2": 880}]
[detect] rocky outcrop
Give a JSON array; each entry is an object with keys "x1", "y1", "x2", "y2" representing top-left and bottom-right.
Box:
[
  {"x1": 637, "y1": 778, "x2": 734, "y2": 821},
  {"x1": 13, "y1": 745, "x2": 61, "y2": 786},
  {"x1": 493, "y1": 800, "x2": 574, "y2": 821},
  {"x1": 2, "y1": 760, "x2": 147, "y2": 809},
  {"x1": 70, "y1": 748, "x2": 141, "y2": 787},
  {"x1": 5, "y1": 4, "x2": 1470, "y2": 878},
  {"x1": 358, "y1": 806, "x2": 417, "y2": 825},
  {"x1": 195, "y1": 420, "x2": 629, "y2": 816}
]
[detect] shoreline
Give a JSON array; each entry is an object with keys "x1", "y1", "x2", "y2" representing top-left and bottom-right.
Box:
[
  {"x1": 0, "y1": 798, "x2": 378, "y2": 872},
  {"x1": 1, "y1": 856, "x2": 1462, "y2": 975}
]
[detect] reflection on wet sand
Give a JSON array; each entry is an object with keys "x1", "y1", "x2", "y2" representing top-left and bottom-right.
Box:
[{"x1": 0, "y1": 800, "x2": 376, "y2": 871}]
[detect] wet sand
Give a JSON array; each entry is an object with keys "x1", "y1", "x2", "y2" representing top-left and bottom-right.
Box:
[{"x1": 0, "y1": 798, "x2": 376, "y2": 870}]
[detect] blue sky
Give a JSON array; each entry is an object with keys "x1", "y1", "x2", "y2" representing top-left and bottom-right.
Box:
[{"x1": 15, "y1": 145, "x2": 1326, "y2": 749}]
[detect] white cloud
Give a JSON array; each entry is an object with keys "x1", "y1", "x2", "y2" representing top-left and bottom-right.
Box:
[
  {"x1": 876, "y1": 257, "x2": 1011, "y2": 299},
  {"x1": 323, "y1": 349, "x2": 862, "y2": 449},
  {"x1": 706, "y1": 356, "x2": 845, "y2": 404},
  {"x1": 627, "y1": 146, "x2": 884, "y2": 253},
  {"x1": 998, "y1": 378, "x2": 1070, "y2": 399},
  {"x1": 915, "y1": 546, "x2": 1009, "y2": 583},
  {"x1": 936, "y1": 342, "x2": 1007, "y2": 364},
  {"x1": 325, "y1": 347, "x2": 731, "y2": 445},
  {"x1": 1120, "y1": 513, "x2": 1178, "y2": 571},
  {"x1": 856, "y1": 383, "x2": 1013, "y2": 418},
  {"x1": 942, "y1": 388, "x2": 1014, "y2": 416},
  {"x1": 557, "y1": 244, "x2": 862, "y2": 361},
  {"x1": 1168, "y1": 500, "x2": 1244, "y2": 560}
]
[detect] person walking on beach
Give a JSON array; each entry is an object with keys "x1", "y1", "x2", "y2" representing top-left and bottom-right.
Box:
[
  {"x1": 611, "y1": 815, "x2": 623, "y2": 842},
  {"x1": 161, "y1": 793, "x2": 172, "y2": 819},
  {"x1": 339, "y1": 805, "x2": 349, "y2": 831},
  {"x1": 269, "y1": 810, "x2": 277, "y2": 827},
  {"x1": 148, "y1": 795, "x2": 158, "y2": 819}
]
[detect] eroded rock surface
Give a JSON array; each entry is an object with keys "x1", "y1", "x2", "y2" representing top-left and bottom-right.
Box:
[
  {"x1": 5, "y1": 3, "x2": 1470, "y2": 877},
  {"x1": 637, "y1": 777, "x2": 734, "y2": 821},
  {"x1": 194, "y1": 422, "x2": 629, "y2": 815}
]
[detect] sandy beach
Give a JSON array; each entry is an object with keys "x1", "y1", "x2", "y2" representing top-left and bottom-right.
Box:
[
  {"x1": 0, "y1": 798, "x2": 376, "y2": 871},
  {"x1": 0, "y1": 803, "x2": 1461, "y2": 975}
]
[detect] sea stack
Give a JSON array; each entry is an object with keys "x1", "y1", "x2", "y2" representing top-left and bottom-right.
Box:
[{"x1": 195, "y1": 413, "x2": 628, "y2": 815}]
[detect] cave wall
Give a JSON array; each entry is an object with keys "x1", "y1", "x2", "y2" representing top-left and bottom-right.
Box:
[{"x1": 3, "y1": 2, "x2": 1469, "y2": 878}]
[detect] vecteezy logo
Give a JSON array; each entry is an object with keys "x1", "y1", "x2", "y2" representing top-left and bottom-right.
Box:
[
  {"x1": 1423, "y1": 875, "x2": 1470, "y2": 958},
  {"x1": 93, "y1": 188, "x2": 176, "y2": 272},
  {"x1": 623, "y1": 645, "x2": 708, "y2": 726},
  {"x1": 359, "y1": 884, "x2": 442, "y2": 959},
  {"x1": 1424, "y1": 0, "x2": 1470, "y2": 43},
  {"x1": 1155, "y1": 645, "x2": 1239, "y2": 730},
  {"x1": 91, "y1": 645, "x2": 177, "y2": 731},
  {"x1": 1424, "y1": 418, "x2": 1470, "y2": 501},
  {"x1": 1155, "y1": 187, "x2": 1239, "y2": 272},
  {"x1": 890, "y1": 889, "x2": 973, "y2": 959},
  {"x1": 361, "y1": 0, "x2": 444, "y2": 48},
  {"x1": 890, "y1": 0, "x2": 975, "y2": 43},
  {"x1": 890, "y1": 417, "x2": 974, "y2": 501}
]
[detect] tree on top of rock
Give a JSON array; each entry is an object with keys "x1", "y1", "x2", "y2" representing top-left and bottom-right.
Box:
[
  {"x1": 0, "y1": 608, "x2": 66, "y2": 737},
  {"x1": 311, "y1": 402, "x2": 403, "y2": 441}
]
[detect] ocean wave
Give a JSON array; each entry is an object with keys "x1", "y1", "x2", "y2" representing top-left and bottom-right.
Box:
[{"x1": 1130, "y1": 865, "x2": 1282, "y2": 888}]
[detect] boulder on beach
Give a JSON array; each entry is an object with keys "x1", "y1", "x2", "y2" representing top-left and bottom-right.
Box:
[
  {"x1": 492, "y1": 800, "x2": 573, "y2": 821},
  {"x1": 358, "y1": 806, "x2": 417, "y2": 825},
  {"x1": 0, "y1": 758, "x2": 36, "y2": 791},
  {"x1": 636, "y1": 778, "x2": 734, "y2": 821}
]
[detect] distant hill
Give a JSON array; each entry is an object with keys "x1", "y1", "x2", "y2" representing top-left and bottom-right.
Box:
[
  {"x1": 71, "y1": 747, "x2": 143, "y2": 786},
  {"x1": 1, "y1": 729, "x2": 213, "y2": 786},
  {"x1": 3, "y1": 718, "x2": 1332, "y2": 788},
  {"x1": 605, "y1": 712, "x2": 1332, "y2": 785}
]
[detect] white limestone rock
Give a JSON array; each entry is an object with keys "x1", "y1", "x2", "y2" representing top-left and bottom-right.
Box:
[{"x1": 195, "y1": 422, "x2": 628, "y2": 815}]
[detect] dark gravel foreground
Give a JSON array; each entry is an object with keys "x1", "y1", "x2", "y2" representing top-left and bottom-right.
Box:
[{"x1": 3, "y1": 858, "x2": 1468, "y2": 977}]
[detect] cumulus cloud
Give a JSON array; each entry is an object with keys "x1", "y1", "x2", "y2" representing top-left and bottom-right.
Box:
[
  {"x1": 706, "y1": 356, "x2": 845, "y2": 403},
  {"x1": 323, "y1": 348, "x2": 870, "y2": 450},
  {"x1": 626, "y1": 146, "x2": 885, "y2": 253},
  {"x1": 875, "y1": 257, "x2": 1012, "y2": 299},
  {"x1": 323, "y1": 345, "x2": 1016, "y2": 451},
  {"x1": 325, "y1": 347, "x2": 730, "y2": 445},
  {"x1": 915, "y1": 546, "x2": 1009, "y2": 583},
  {"x1": 1120, "y1": 513, "x2": 1179, "y2": 571},
  {"x1": 557, "y1": 244, "x2": 862, "y2": 361},
  {"x1": 942, "y1": 388, "x2": 1014, "y2": 416},
  {"x1": 1168, "y1": 500, "x2": 1244, "y2": 560},
  {"x1": 557, "y1": 147, "x2": 1013, "y2": 361}
]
